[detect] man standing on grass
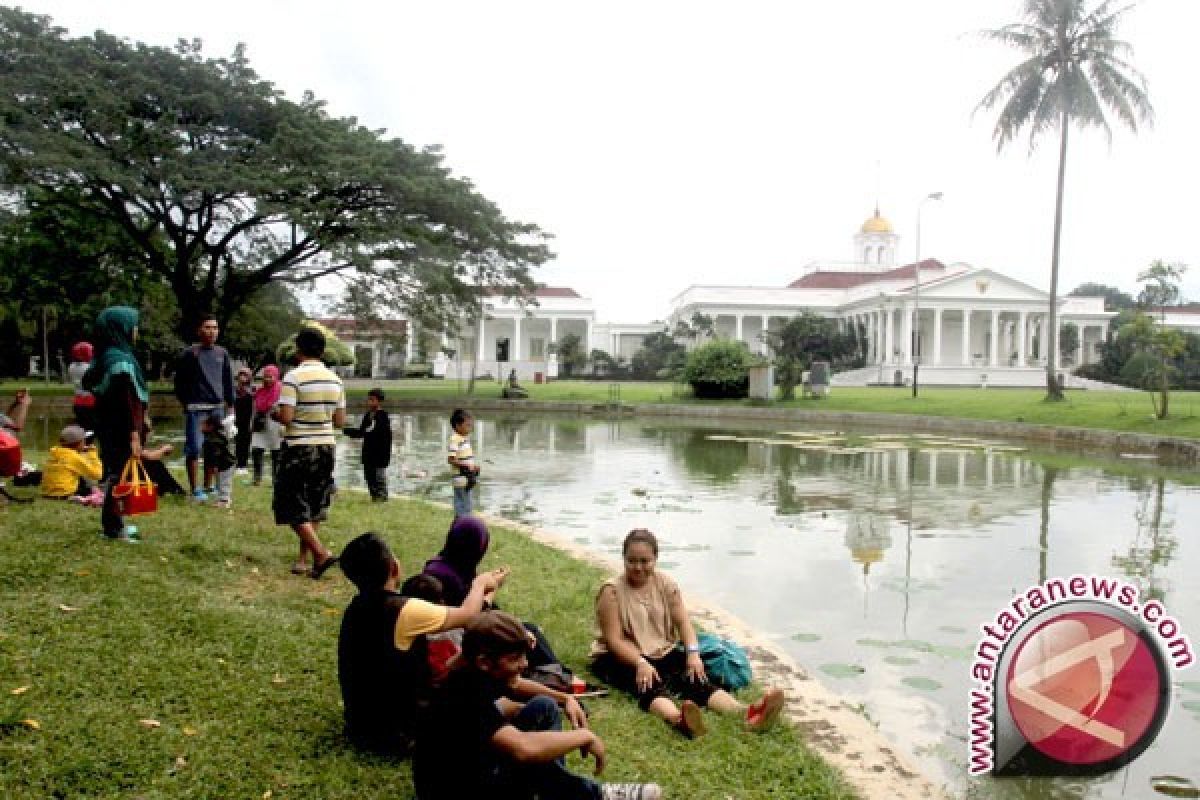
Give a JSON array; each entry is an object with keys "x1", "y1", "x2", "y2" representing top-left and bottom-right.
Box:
[
  {"x1": 272, "y1": 326, "x2": 344, "y2": 579},
  {"x1": 174, "y1": 314, "x2": 234, "y2": 500}
]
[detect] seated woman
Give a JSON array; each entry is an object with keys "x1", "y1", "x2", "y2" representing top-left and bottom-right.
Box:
[
  {"x1": 591, "y1": 528, "x2": 784, "y2": 738},
  {"x1": 422, "y1": 515, "x2": 560, "y2": 670}
]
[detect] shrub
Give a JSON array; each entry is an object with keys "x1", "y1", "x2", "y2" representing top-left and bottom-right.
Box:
[{"x1": 681, "y1": 339, "x2": 752, "y2": 398}]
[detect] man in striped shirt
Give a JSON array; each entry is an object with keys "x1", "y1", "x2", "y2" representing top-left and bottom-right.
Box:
[{"x1": 272, "y1": 327, "x2": 346, "y2": 579}]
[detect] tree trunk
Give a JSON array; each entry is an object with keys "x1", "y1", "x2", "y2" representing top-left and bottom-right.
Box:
[
  {"x1": 1045, "y1": 112, "x2": 1069, "y2": 401},
  {"x1": 1159, "y1": 369, "x2": 1169, "y2": 419}
]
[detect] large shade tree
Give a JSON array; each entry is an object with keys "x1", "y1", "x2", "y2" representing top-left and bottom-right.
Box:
[
  {"x1": 0, "y1": 8, "x2": 550, "y2": 340},
  {"x1": 977, "y1": 0, "x2": 1153, "y2": 400}
]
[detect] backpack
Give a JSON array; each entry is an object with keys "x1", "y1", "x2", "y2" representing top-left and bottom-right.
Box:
[{"x1": 694, "y1": 632, "x2": 752, "y2": 691}]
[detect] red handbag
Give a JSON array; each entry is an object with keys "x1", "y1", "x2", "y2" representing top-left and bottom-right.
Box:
[
  {"x1": 0, "y1": 429, "x2": 21, "y2": 477},
  {"x1": 112, "y1": 457, "x2": 158, "y2": 516}
]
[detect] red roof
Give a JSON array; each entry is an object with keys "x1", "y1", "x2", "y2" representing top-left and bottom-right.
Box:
[
  {"x1": 1147, "y1": 303, "x2": 1200, "y2": 315},
  {"x1": 787, "y1": 259, "x2": 945, "y2": 289},
  {"x1": 487, "y1": 286, "x2": 582, "y2": 298},
  {"x1": 314, "y1": 318, "x2": 408, "y2": 336}
]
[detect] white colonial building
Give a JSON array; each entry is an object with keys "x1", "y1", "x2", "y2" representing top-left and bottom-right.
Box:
[{"x1": 668, "y1": 209, "x2": 1115, "y2": 387}]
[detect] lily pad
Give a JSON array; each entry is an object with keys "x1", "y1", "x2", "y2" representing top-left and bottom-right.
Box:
[
  {"x1": 884, "y1": 655, "x2": 919, "y2": 666},
  {"x1": 902, "y1": 676, "x2": 942, "y2": 691},
  {"x1": 895, "y1": 639, "x2": 936, "y2": 653},
  {"x1": 856, "y1": 638, "x2": 893, "y2": 649},
  {"x1": 657, "y1": 561, "x2": 680, "y2": 569},
  {"x1": 819, "y1": 663, "x2": 865, "y2": 679},
  {"x1": 938, "y1": 625, "x2": 967, "y2": 634},
  {"x1": 1151, "y1": 776, "x2": 1200, "y2": 798},
  {"x1": 1182, "y1": 700, "x2": 1200, "y2": 713},
  {"x1": 930, "y1": 644, "x2": 973, "y2": 661},
  {"x1": 1176, "y1": 681, "x2": 1200, "y2": 694},
  {"x1": 790, "y1": 633, "x2": 821, "y2": 643},
  {"x1": 727, "y1": 549, "x2": 756, "y2": 556}
]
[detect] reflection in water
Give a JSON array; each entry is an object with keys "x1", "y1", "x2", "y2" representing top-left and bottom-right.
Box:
[{"x1": 1113, "y1": 477, "x2": 1178, "y2": 604}]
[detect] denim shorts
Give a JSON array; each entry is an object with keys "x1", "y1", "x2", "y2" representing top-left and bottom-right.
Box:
[{"x1": 183, "y1": 407, "x2": 223, "y2": 459}]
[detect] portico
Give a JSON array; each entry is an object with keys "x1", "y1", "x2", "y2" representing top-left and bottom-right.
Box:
[{"x1": 667, "y1": 209, "x2": 1115, "y2": 387}]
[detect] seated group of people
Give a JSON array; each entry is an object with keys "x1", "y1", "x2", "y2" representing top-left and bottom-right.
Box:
[{"x1": 336, "y1": 518, "x2": 785, "y2": 800}]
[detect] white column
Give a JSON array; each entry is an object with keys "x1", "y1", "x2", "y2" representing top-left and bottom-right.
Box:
[
  {"x1": 584, "y1": 318, "x2": 592, "y2": 354},
  {"x1": 961, "y1": 310, "x2": 971, "y2": 366},
  {"x1": 513, "y1": 316, "x2": 522, "y2": 361},
  {"x1": 902, "y1": 305, "x2": 913, "y2": 364},
  {"x1": 761, "y1": 315, "x2": 767, "y2": 354},
  {"x1": 477, "y1": 316, "x2": 486, "y2": 362},
  {"x1": 884, "y1": 309, "x2": 894, "y2": 364},
  {"x1": 406, "y1": 323, "x2": 415, "y2": 362},
  {"x1": 933, "y1": 309, "x2": 943, "y2": 366},
  {"x1": 735, "y1": 314, "x2": 743, "y2": 344},
  {"x1": 989, "y1": 310, "x2": 999, "y2": 366},
  {"x1": 1074, "y1": 323, "x2": 1084, "y2": 366},
  {"x1": 550, "y1": 316, "x2": 558, "y2": 346},
  {"x1": 1018, "y1": 312, "x2": 1027, "y2": 366}
]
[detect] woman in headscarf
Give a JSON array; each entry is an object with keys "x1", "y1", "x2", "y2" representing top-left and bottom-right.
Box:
[
  {"x1": 82, "y1": 306, "x2": 149, "y2": 542},
  {"x1": 422, "y1": 515, "x2": 490, "y2": 607},
  {"x1": 420, "y1": 516, "x2": 563, "y2": 673},
  {"x1": 249, "y1": 365, "x2": 283, "y2": 485}
]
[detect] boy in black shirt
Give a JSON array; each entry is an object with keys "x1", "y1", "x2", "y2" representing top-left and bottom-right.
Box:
[
  {"x1": 337, "y1": 532, "x2": 508, "y2": 755},
  {"x1": 344, "y1": 387, "x2": 392, "y2": 502},
  {"x1": 414, "y1": 611, "x2": 662, "y2": 800}
]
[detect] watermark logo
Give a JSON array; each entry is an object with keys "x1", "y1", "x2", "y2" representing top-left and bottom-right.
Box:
[{"x1": 967, "y1": 576, "x2": 1192, "y2": 777}]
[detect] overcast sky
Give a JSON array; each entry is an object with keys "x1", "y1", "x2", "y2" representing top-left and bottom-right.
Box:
[{"x1": 21, "y1": 0, "x2": 1200, "y2": 322}]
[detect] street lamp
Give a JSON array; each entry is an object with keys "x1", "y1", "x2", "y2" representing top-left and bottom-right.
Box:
[{"x1": 912, "y1": 191, "x2": 943, "y2": 398}]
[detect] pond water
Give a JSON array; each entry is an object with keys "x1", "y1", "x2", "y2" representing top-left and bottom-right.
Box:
[{"x1": 23, "y1": 410, "x2": 1199, "y2": 798}]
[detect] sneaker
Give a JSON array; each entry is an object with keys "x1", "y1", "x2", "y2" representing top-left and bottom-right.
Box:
[
  {"x1": 601, "y1": 783, "x2": 662, "y2": 800},
  {"x1": 214, "y1": 499, "x2": 231, "y2": 509},
  {"x1": 675, "y1": 699, "x2": 706, "y2": 739},
  {"x1": 745, "y1": 687, "x2": 785, "y2": 731},
  {"x1": 191, "y1": 489, "x2": 208, "y2": 502},
  {"x1": 235, "y1": 468, "x2": 249, "y2": 476}
]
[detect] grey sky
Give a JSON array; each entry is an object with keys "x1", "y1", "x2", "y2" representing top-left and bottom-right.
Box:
[{"x1": 22, "y1": 0, "x2": 1200, "y2": 322}]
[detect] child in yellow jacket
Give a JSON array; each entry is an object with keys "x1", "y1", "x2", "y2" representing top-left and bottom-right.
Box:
[{"x1": 42, "y1": 425, "x2": 103, "y2": 503}]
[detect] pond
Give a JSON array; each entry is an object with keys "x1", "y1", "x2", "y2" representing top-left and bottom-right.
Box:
[
  {"x1": 23, "y1": 410, "x2": 1199, "y2": 798},
  {"x1": 340, "y1": 411, "x2": 1196, "y2": 800}
]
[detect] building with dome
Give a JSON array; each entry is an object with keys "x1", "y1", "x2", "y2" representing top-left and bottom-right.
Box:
[{"x1": 665, "y1": 208, "x2": 1115, "y2": 387}]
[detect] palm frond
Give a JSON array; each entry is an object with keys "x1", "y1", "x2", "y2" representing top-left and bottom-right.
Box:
[{"x1": 1086, "y1": 59, "x2": 1154, "y2": 130}]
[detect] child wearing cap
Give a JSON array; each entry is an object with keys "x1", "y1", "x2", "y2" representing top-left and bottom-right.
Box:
[
  {"x1": 41, "y1": 424, "x2": 104, "y2": 504},
  {"x1": 414, "y1": 609, "x2": 663, "y2": 800}
]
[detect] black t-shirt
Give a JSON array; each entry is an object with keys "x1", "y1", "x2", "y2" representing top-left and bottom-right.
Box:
[
  {"x1": 338, "y1": 590, "x2": 429, "y2": 754},
  {"x1": 413, "y1": 667, "x2": 509, "y2": 800}
]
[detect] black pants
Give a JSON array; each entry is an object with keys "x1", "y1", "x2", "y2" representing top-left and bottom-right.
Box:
[
  {"x1": 99, "y1": 443, "x2": 130, "y2": 536},
  {"x1": 364, "y1": 463, "x2": 388, "y2": 500},
  {"x1": 235, "y1": 426, "x2": 252, "y2": 469},
  {"x1": 591, "y1": 648, "x2": 717, "y2": 711},
  {"x1": 251, "y1": 447, "x2": 279, "y2": 484}
]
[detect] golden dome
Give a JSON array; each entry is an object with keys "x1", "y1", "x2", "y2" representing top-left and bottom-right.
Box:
[{"x1": 860, "y1": 208, "x2": 894, "y2": 234}]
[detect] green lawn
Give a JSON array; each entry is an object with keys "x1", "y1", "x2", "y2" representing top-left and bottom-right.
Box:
[
  {"x1": 352, "y1": 380, "x2": 1200, "y2": 439},
  {"x1": 0, "y1": 479, "x2": 853, "y2": 800},
  {"x1": 8, "y1": 378, "x2": 1198, "y2": 439}
]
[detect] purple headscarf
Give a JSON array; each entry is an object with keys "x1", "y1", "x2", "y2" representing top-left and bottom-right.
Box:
[{"x1": 422, "y1": 516, "x2": 490, "y2": 606}]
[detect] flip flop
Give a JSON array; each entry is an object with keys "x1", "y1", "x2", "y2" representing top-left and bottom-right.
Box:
[
  {"x1": 290, "y1": 563, "x2": 311, "y2": 576},
  {"x1": 310, "y1": 555, "x2": 339, "y2": 580},
  {"x1": 745, "y1": 687, "x2": 785, "y2": 731},
  {"x1": 676, "y1": 699, "x2": 706, "y2": 739}
]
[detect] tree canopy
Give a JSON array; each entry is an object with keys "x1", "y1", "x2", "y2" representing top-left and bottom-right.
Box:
[
  {"x1": 0, "y1": 8, "x2": 550, "y2": 340},
  {"x1": 1068, "y1": 282, "x2": 1134, "y2": 311}
]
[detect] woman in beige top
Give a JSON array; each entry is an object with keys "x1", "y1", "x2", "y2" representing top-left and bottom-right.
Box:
[{"x1": 591, "y1": 528, "x2": 784, "y2": 738}]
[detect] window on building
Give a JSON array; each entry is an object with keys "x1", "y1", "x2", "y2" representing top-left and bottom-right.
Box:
[{"x1": 529, "y1": 337, "x2": 545, "y2": 359}]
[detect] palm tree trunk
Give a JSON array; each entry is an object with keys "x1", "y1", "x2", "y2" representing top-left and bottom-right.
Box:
[{"x1": 1045, "y1": 111, "x2": 1068, "y2": 401}]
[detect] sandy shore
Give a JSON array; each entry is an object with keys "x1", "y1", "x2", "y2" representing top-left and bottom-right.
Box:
[{"x1": 486, "y1": 511, "x2": 953, "y2": 800}]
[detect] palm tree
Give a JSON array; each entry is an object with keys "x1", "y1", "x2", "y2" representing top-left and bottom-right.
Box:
[{"x1": 977, "y1": 0, "x2": 1153, "y2": 400}]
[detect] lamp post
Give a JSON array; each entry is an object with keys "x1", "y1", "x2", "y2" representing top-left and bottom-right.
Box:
[{"x1": 912, "y1": 191, "x2": 943, "y2": 398}]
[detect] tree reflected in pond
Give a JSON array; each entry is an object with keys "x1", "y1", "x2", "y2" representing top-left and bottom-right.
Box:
[{"x1": 1112, "y1": 476, "x2": 1177, "y2": 603}]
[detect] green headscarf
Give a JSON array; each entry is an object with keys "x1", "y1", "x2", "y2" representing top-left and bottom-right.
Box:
[{"x1": 82, "y1": 306, "x2": 149, "y2": 404}]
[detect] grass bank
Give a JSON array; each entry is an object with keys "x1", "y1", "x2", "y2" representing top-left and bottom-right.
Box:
[
  {"x1": 10, "y1": 378, "x2": 1196, "y2": 439},
  {"x1": 0, "y1": 479, "x2": 853, "y2": 799}
]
